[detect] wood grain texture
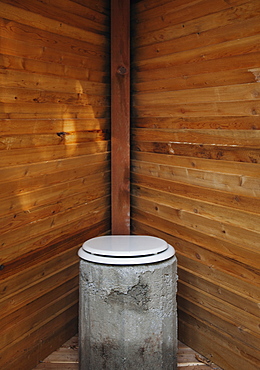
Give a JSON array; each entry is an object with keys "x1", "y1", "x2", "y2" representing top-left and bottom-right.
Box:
[
  {"x1": 131, "y1": 1, "x2": 260, "y2": 369},
  {"x1": 111, "y1": 0, "x2": 130, "y2": 234},
  {"x1": 0, "y1": 0, "x2": 110, "y2": 369}
]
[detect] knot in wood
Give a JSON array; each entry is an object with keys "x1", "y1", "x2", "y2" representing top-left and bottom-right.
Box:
[
  {"x1": 56, "y1": 132, "x2": 67, "y2": 138},
  {"x1": 117, "y1": 65, "x2": 127, "y2": 75}
]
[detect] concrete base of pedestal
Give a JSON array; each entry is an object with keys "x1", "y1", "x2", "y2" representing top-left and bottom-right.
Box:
[{"x1": 79, "y1": 256, "x2": 177, "y2": 370}]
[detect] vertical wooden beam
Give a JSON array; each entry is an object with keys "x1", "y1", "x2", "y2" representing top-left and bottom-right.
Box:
[{"x1": 111, "y1": 0, "x2": 130, "y2": 234}]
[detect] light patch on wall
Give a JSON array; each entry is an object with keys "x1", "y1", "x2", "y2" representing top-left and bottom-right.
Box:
[
  {"x1": 249, "y1": 68, "x2": 260, "y2": 82},
  {"x1": 167, "y1": 142, "x2": 175, "y2": 154}
]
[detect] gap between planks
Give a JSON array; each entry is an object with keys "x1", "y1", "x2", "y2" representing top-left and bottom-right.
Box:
[{"x1": 33, "y1": 335, "x2": 223, "y2": 369}]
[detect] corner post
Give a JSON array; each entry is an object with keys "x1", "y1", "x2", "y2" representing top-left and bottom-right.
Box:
[{"x1": 111, "y1": 0, "x2": 130, "y2": 234}]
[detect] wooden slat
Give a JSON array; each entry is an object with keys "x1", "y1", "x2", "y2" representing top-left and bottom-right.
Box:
[
  {"x1": 135, "y1": 16, "x2": 260, "y2": 63},
  {"x1": 0, "y1": 141, "x2": 110, "y2": 167},
  {"x1": 134, "y1": 1, "x2": 260, "y2": 49},
  {"x1": 131, "y1": 220, "x2": 260, "y2": 301},
  {"x1": 0, "y1": 69, "x2": 109, "y2": 95},
  {"x1": 1, "y1": 306, "x2": 78, "y2": 369},
  {"x1": 132, "y1": 151, "x2": 260, "y2": 176},
  {"x1": 6, "y1": 174, "x2": 109, "y2": 214},
  {"x1": 0, "y1": 0, "x2": 109, "y2": 33},
  {"x1": 1, "y1": 217, "x2": 108, "y2": 271},
  {"x1": 17, "y1": 318, "x2": 78, "y2": 370},
  {"x1": 132, "y1": 128, "x2": 260, "y2": 147},
  {"x1": 0, "y1": 166, "x2": 110, "y2": 205},
  {"x1": 1, "y1": 275, "x2": 79, "y2": 331},
  {"x1": 133, "y1": 100, "x2": 260, "y2": 118},
  {"x1": 132, "y1": 204, "x2": 260, "y2": 274},
  {"x1": 0, "y1": 1, "x2": 107, "y2": 45},
  {"x1": 134, "y1": 83, "x2": 260, "y2": 105},
  {"x1": 0, "y1": 37, "x2": 108, "y2": 71},
  {"x1": 178, "y1": 284, "x2": 260, "y2": 340},
  {"x1": 134, "y1": 34, "x2": 260, "y2": 71},
  {"x1": 132, "y1": 185, "x2": 260, "y2": 234},
  {"x1": 0, "y1": 53, "x2": 109, "y2": 83},
  {"x1": 132, "y1": 160, "x2": 260, "y2": 197},
  {"x1": 40, "y1": 0, "x2": 109, "y2": 25},
  {"x1": 0, "y1": 262, "x2": 78, "y2": 318},
  {"x1": 0, "y1": 88, "x2": 110, "y2": 107},
  {"x1": 132, "y1": 116, "x2": 260, "y2": 130},
  {"x1": 0, "y1": 174, "x2": 109, "y2": 218},
  {"x1": 133, "y1": 51, "x2": 260, "y2": 83},
  {"x1": 132, "y1": 142, "x2": 260, "y2": 163},
  {"x1": 134, "y1": 68, "x2": 258, "y2": 93},
  {"x1": 1, "y1": 200, "x2": 110, "y2": 264},
  {"x1": 0, "y1": 103, "x2": 109, "y2": 119},
  {"x1": 0, "y1": 132, "x2": 108, "y2": 151},
  {"x1": 133, "y1": 0, "x2": 246, "y2": 33},
  {"x1": 132, "y1": 0, "x2": 184, "y2": 14},
  {"x1": 0, "y1": 118, "x2": 110, "y2": 135},
  {"x1": 131, "y1": 5, "x2": 260, "y2": 365},
  {"x1": 131, "y1": 172, "x2": 260, "y2": 214},
  {"x1": 0, "y1": 1, "x2": 110, "y2": 369},
  {"x1": 2, "y1": 288, "x2": 78, "y2": 349},
  {"x1": 62, "y1": 0, "x2": 110, "y2": 15},
  {"x1": 0, "y1": 185, "x2": 110, "y2": 234},
  {"x1": 132, "y1": 195, "x2": 260, "y2": 252},
  {"x1": 178, "y1": 311, "x2": 259, "y2": 370},
  {"x1": 178, "y1": 267, "x2": 260, "y2": 318}
]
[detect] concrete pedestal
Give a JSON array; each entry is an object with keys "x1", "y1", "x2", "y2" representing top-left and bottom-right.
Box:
[{"x1": 79, "y1": 256, "x2": 177, "y2": 370}]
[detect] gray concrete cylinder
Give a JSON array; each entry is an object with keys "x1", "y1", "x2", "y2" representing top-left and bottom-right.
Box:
[{"x1": 79, "y1": 256, "x2": 177, "y2": 370}]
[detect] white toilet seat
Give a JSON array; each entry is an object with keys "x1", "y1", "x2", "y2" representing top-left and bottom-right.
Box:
[{"x1": 78, "y1": 235, "x2": 175, "y2": 265}]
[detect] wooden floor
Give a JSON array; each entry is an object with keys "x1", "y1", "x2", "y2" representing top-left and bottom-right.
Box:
[{"x1": 33, "y1": 335, "x2": 223, "y2": 369}]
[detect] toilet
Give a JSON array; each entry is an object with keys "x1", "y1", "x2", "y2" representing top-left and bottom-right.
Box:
[
  {"x1": 78, "y1": 234, "x2": 175, "y2": 265},
  {"x1": 78, "y1": 235, "x2": 178, "y2": 370}
]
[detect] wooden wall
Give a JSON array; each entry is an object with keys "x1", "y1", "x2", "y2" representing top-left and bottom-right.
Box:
[
  {"x1": 0, "y1": 0, "x2": 110, "y2": 369},
  {"x1": 131, "y1": 1, "x2": 260, "y2": 369}
]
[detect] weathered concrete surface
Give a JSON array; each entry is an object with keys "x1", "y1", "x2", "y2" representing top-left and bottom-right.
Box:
[{"x1": 79, "y1": 257, "x2": 177, "y2": 370}]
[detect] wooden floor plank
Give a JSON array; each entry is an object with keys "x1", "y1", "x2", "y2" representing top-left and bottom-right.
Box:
[{"x1": 33, "y1": 335, "x2": 223, "y2": 369}]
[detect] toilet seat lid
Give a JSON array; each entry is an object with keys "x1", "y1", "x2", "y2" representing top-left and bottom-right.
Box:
[{"x1": 82, "y1": 235, "x2": 167, "y2": 257}]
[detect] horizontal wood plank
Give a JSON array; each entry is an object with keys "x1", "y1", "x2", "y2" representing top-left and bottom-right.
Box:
[
  {"x1": 0, "y1": 0, "x2": 109, "y2": 33},
  {"x1": 40, "y1": 0, "x2": 109, "y2": 25},
  {"x1": 132, "y1": 116, "x2": 260, "y2": 130},
  {"x1": 178, "y1": 283, "x2": 260, "y2": 339},
  {"x1": 0, "y1": 1, "x2": 110, "y2": 369},
  {"x1": 132, "y1": 160, "x2": 260, "y2": 196},
  {"x1": 131, "y1": 214, "x2": 260, "y2": 296},
  {"x1": 132, "y1": 185, "x2": 260, "y2": 233},
  {"x1": 134, "y1": 1, "x2": 260, "y2": 49},
  {"x1": 2, "y1": 288, "x2": 78, "y2": 349},
  {"x1": 1, "y1": 305, "x2": 78, "y2": 368},
  {"x1": 131, "y1": 172, "x2": 260, "y2": 214},
  {"x1": 132, "y1": 142, "x2": 260, "y2": 163},
  {"x1": 1, "y1": 200, "x2": 110, "y2": 263},
  {"x1": 134, "y1": 34, "x2": 260, "y2": 71},
  {"x1": 0, "y1": 1, "x2": 107, "y2": 45},
  {"x1": 132, "y1": 195, "x2": 260, "y2": 252},
  {"x1": 178, "y1": 266, "x2": 260, "y2": 317},
  {"x1": 0, "y1": 141, "x2": 110, "y2": 167},
  {"x1": 133, "y1": 151, "x2": 260, "y2": 176},
  {"x1": 178, "y1": 311, "x2": 259, "y2": 370},
  {"x1": 134, "y1": 83, "x2": 260, "y2": 105},
  {"x1": 132, "y1": 128, "x2": 260, "y2": 146},
  {"x1": 133, "y1": 51, "x2": 260, "y2": 83},
  {"x1": 0, "y1": 118, "x2": 109, "y2": 136}
]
